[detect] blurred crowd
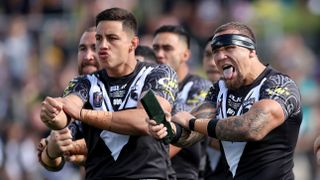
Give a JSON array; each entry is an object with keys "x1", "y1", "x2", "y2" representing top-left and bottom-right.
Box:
[{"x1": 0, "y1": 0, "x2": 319, "y2": 179}]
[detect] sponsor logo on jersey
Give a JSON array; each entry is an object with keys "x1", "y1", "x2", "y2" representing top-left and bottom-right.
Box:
[
  {"x1": 113, "y1": 98, "x2": 122, "y2": 106},
  {"x1": 93, "y1": 92, "x2": 103, "y2": 107},
  {"x1": 227, "y1": 108, "x2": 236, "y2": 116},
  {"x1": 229, "y1": 94, "x2": 242, "y2": 102},
  {"x1": 110, "y1": 85, "x2": 119, "y2": 92}
]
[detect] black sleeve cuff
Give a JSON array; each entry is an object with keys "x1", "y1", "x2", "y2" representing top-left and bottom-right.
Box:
[
  {"x1": 170, "y1": 122, "x2": 182, "y2": 143},
  {"x1": 207, "y1": 118, "x2": 219, "y2": 138}
]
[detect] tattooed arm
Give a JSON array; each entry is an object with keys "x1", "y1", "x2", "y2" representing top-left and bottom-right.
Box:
[
  {"x1": 171, "y1": 101, "x2": 217, "y2": 147},
  {"x1": 216, "y1": 99, "x2": 284, "y2": 141},
  {"x1": 189, "y1": 99, "x2": 285, "y2": 141}
]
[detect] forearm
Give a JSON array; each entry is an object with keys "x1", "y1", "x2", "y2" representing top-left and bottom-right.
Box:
[
  {"x1": 172, "y1": 127, "x2": 205, "y2": 147},
  {"x1": 192, "y1": 116, "x2": 257, "y2": 142},
  {"x1": 169, "y1": 145, "x2": 181, "y2": 158},
  {"x1": 172, "y1": 101, "x2": 215, "y2": 146},
  {"x1": 48, "y1": 111, "x2": 70, "y2": 130},
  {"x1": 68, "y1": 139, "x2": 87, "y2": 155},
  {"x1": 208, "y1": 137, "x2": 220, "y2": 150},
  {"x1": 38, "y1": 142, "x2": 65, "y2": 171},
  {"x1": 80, "y1": 108, "x2": 149, "y2": 135}
]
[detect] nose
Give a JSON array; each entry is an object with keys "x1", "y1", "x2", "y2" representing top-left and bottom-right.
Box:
[
  {"x1": 213, "y1": 50, "x2": 227, "y2": 64},
  {"x1": 97, "y1": 38, "x2": 109, "y2": 51},
  {"x1": 84, "y1": 49, "x2": 95, "y2": 61},
  {"x1": 154, "y1": 49, "x2": 165, "y2": 64},
  {"x1": 208, "y1": 57, "x2": 217, "y2": 67}
]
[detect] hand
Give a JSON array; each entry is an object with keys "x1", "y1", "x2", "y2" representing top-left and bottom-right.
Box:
[
  {"x1": 63, "y1": 139, "x2": 87, "y2": 166},
  {"x1": 64, "y1": 154, "x2": 86, "y2": 166},
  {"x1": 171, "y1": 111, "x2": 194, "y2": 129},
  {"x1": 314, "y1": 135, "x2": 320, "y2": 164},
  {"x1": 64, "y1": 139, "x2": 87, "y2": 156},
  {"x1": 147, "y1": 111, "x2": 172, "y2": 139},
  {"x1": 37, "y1": 138, "x2": 47, "y2": 161},
  {"x1": 62, "y1": 96, "x2": 83, "y2": 120},
  {"x1": 47, "y1": 128, "x2": 73, "y2": 159},
  {"x1": 40, "y1": 97, "x2": 67, "y2": 130}
]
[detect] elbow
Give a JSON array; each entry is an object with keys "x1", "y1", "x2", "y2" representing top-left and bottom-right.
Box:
[{"x1": 244, "y1": 128, "x2": 266, "y2": 141}]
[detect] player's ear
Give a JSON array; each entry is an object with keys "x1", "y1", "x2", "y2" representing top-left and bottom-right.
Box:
[
  {"x1": 249, "y1": 49, "x2": 256, "y2": 58},
  {"x1": 182, "y1": 49, "x2": 191, "y2": 63},
  {"x1": 130, "y1": 36, "x2": 139, "y2": 53}
]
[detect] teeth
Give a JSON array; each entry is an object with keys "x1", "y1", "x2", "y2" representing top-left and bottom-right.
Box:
[{"x1": 223, "y1": 66, "x2": 233, "y2": 79}]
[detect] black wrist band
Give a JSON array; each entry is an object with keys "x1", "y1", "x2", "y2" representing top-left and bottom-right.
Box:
[
  {"x1": 45, "y1": 146, "x2": 57, "y2": 160},
  {"x1": 171, "y1": 122, "x2": 182, "y2": 143},
  {"x1": 207, "y1": 118, "x2": 219, "y2": 138},
  {"x1": 188, "y1": 117, "x2": 197, "y2": 131}
]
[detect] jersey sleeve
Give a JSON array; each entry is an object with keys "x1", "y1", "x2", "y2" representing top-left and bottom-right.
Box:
[
  {"x1": 142, "y1": 64, "x2": 178, "y2": 104},
  {"x1": 260, "y1": 74, "x2": 301, "y2": 119},
  {"x1": 62, "y1": 75, "x2": 91, "y2": 103},
  {"x1": 204, "y1": 82, "x2": 220, "y2": 107},
  {"x1": 173, "y1": 77, "x2": 212, "y2": 114},
  {"x1": 68, "y1": 120, "x2": 84, "y2": 140}
]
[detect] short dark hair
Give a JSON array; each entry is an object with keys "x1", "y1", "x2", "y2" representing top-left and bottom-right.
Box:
[
  {"x1": 135, "y1": 45, "x2": 157, "y2": 62},
  {"x1": 214, "y1": 22, "x2": 256, "y2": 42},
  {"x1": 153, "y1": 25, "x2": 190, "y2": 49},
  {"x1": 96, "y1": 7, "x2": 138, "y2": 35}
]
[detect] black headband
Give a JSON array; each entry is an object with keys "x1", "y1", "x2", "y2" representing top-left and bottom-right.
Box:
[{"x1": 211, "y1": 34, "x2": 255, "y2": 51}]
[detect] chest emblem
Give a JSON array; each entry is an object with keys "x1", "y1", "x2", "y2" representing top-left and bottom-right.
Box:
[{"x1": 93, "y1": 92, "x2": 103, "y2": 107}]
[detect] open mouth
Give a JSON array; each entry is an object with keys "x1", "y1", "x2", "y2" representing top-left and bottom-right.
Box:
[{"x1": 222, "y1": 65, "x2": 234, "y2": 80}]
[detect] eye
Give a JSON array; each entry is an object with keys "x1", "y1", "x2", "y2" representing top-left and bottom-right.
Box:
[
  {"x1": 225, "y1": 45, "x2": 236, "y2": 51},
  {"x1": 95, "y1": 35, "x2": 102, "y2": 42},
  {"x1": 163, "y1": 45, "x2": 173, "y2": 51},
  {"x1": 212, "y1": 49, "x2": 218, "y2": 55},
  {"x1": 152, "y1": 45, "x2": 159, "y2": 51},
  {"x1": 107, "y1": 36, "x2": 119, "y2": 42},
  {"x1": 79, "y1": 45, "x2": 86, "y2": 51}
]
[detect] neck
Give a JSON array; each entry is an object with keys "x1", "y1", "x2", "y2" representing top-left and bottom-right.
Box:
[
  {"x1": 177, "y1": 63, "x2": 189, "y2": 83},
  {"x1": 106, "y1": 55, "x2": 137, "y2": 78},
  {"x1": 244, "y1": 60, "x2": 266, "y2": 86}
]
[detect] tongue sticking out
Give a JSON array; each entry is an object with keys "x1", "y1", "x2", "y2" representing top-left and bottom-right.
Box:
[{"x1": 223, "y1": 66, "x2": 234, "y2": 79}]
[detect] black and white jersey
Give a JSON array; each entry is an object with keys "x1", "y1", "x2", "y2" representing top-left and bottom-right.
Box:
[
  {"x1": 64, "y1": 61, "x2": 178, "y2": 179},
  {"x1": 205, "y1": 66, "x2": 302, "y2": 180},
  {"x1": 171, "y1": 74, "x2": 212, "y2": 179}
]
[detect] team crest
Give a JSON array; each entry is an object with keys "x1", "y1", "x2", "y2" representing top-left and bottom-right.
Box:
[
  {"x1": 130, "y1": 85, "x2": 138, "y2": 101},
  {"x1": 93, "y1": 92, "x2": 103, "y2": 107}
]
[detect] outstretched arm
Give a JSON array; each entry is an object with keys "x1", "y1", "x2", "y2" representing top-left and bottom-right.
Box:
[
  {"x1": 179, "y1": 99, "x2": 285, "y2": 142},
  {"x1": 148, "y1": 101, "x2": 217, "y2": 147},
  {"x1": 62, "y1": 94, "x2": 172, "y2": 135}
]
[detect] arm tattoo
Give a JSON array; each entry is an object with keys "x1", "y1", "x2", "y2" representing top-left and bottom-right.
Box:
[
  {"x1": 216, "y1": 107, "x2": 269, "y2": 141},
  {"x1": 172, "y1": 129, "x2": 205, "y2": 147},
  {"x1": 173, "y1": 101, "x2": 216, "y2": 147}
]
